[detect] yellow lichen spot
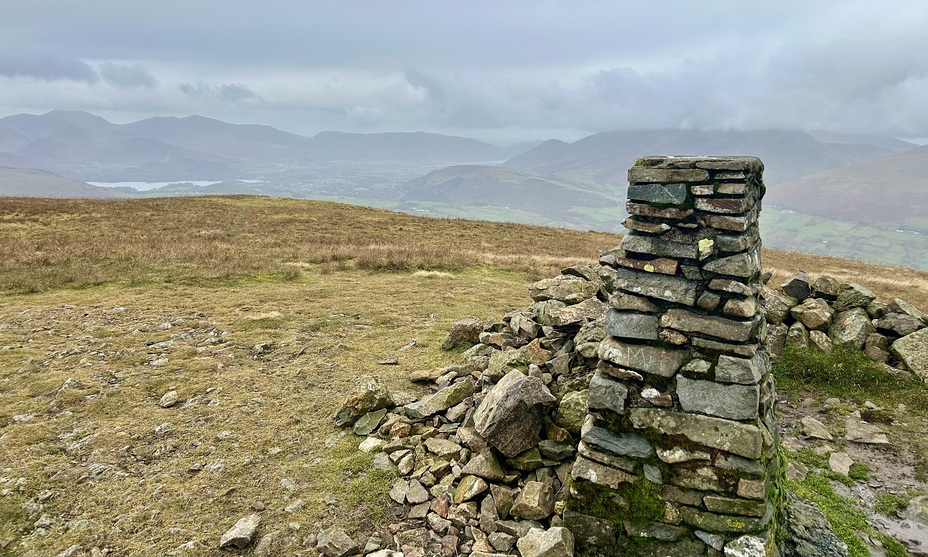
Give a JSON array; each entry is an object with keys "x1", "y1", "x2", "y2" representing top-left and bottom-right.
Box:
[
  {"x1": 698, "y1": 238, "x2": 715, "y2": 251},
  {"x1": 644, "y1": 264, "x2": 655, "y2": 273}
]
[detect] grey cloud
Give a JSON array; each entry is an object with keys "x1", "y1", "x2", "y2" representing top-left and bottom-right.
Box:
[
  {"x1": 0, "y1": 49, "x2": 98, "y2": 83},
  {"x1": 98, "y1": 62, "x2": 158, "y2": 89},
  {"x1": 178, "y1": 82, "x2": 261, "y2": 103},
  {"x1": 1, "y1": 1, "x2": 928, "y2": 139}
]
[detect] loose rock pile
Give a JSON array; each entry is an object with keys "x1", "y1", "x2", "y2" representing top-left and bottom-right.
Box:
[
  {"x1": 763, "y1": 271, "x2": 928, "y2": 380},
  {"x1": 332, "y1": 263, "x2": 616, "y2": 557},
  {"x1": 333, "y1": 266, "x2": 926, "y2": 557}
]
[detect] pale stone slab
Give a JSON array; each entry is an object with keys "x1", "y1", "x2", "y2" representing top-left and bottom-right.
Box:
[
  {"x1": 676, "y1": 376, "x2": 759, "y2": 421},
  {"x1": 660, "y1": 308, "x2": 760, "y2": 343},
  {"x1": 628, "y1": 408, "x2": 763, "y2": 459},
  {"x1": 598, "y1": 337, "x2": 688, "y2": 377}
]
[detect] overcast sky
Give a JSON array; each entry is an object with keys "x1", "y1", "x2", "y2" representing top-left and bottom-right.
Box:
[{"x1": 1, "y1": 0, "x2": 927, "y2": 143}]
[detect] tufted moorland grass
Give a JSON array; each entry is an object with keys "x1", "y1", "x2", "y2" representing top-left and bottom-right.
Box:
[
  {"x1": 3, "y1": 195, "x2": 928, "y2": 309},
  {"x1": 1, "y1": 195, "x2": 928, "y2": 556}
]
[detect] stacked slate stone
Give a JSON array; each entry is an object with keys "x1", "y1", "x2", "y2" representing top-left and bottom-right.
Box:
[{"x1": 565, "y1": 156, "x2": 782, "y2": 557}]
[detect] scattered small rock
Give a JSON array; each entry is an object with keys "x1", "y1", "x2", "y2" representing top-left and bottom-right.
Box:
[
  {"x1": 159, "y1": 390, "x2": 180, "y2": 408},
  {"x1": 218, "y1": 513, "x2": 261, "y2": 550}
]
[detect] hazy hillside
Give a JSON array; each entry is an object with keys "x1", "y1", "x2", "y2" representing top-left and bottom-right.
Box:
[
  {"x1": 311, "y1": 131, "x2": 516, "y2": 162},
  {"x1": 124, "y1": 115, "x2": 316, "y2": 164},
  {"x1": 505, "y1": 129, "x2": 913, "y2": 185},
  {"x1": 0, "y1": 111, "x2": 534, "y2": 182},
  {"x1": 400, "y1": 165, "x2": 616, "y2": 213},
  {"x1": 768, "y1": 144, "x2": 928, "y2": 232},
  {"x1": 0, "y1": 111, "x2": 227, "y2": 176},
  {"x1": 0, "y1": 167, "x2": 131, "y2": 198}
]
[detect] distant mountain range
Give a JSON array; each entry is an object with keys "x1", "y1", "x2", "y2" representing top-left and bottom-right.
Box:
[
  {"x1": 0, "y1": 110, "x2": 529, "y2": 181},
  {"x1": 504, "y1": 129, "x2": 916, "y2": 186},
  {"x1": 0, "y1": 167, "x2": 131, "y2": 198},
  {"x1": 2, "y1": 109, "x2": 926, "y2": 269}
]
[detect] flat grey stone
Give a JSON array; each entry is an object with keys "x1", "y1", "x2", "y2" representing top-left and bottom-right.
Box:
[
  {"x1": 548, "y1": 297, "x2": 607, "y2": 328},
  {"x1": 352, "y1": 408, "x2": 387, "y2": 436},
  {"x1": 799, "y1": 416, "x2": 833, "y2": 440},
  {"x1": 620, "y1": 234, "x2": 698, "y2": 260},
  {"x1": 679, "y1": 503, "x2": 773, "y2": 533},
  {"x1": 604, "y1": 309, "x2": 659, "y2": 340},
  {"x1": 874, "y1": 313, "x2": 924, "y2": 337},
  {"x1": 581, "y1": 417, "x2": 652, "y2": 459},
  {"x1": 570, "y1": 455, "x2": 636, "y2": 489},
  {"x1": 661, "y1": 309, "x2": 760, "y2": 343},
  {"x1": 219, "y1": 514, "x2": 261, "y2": 550},
  {"x1": 613, "y1": 267, "x2": 698, "y2": 306},
  {"x1": 702, "y1": 248, "x2": 760, "y2": 278},
  {"x1": 627, "y1": 182, "x2": 689, "y2": 205},
  {"x1": 716, "y1": 225, "x2": 760, "y2": 253},
  {"x1": 676, "y1": 376, "x2": 759, "y2": 420},
  {"x1": 715, "y1": 351, "x2": 770, "y2": 385},
  {"x1": 887, "y1": 298, "x2": 927, "y2": 322},
  {"x1": 587, "y1": 370, "x2": 628, "y2": 415},
  {"x1": 844, "y1": 417, "x2": 890, "y2": 445},
  {"x1": 628, "y1": 408, "x2": 763, "y2": 459},
  {"x1": 628, "y1": 167, "x2": 710, "y2": 183},
  {"x1": 316, "y1": 527, "x2": 359, "y2": 557},
  {"x1": 598, "y1": 337, "x2": 687, "y2": 377}
]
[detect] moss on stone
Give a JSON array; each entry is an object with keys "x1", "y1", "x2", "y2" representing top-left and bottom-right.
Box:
[{"x1": 569, "y1": 478, "x2": 665, "y2": 526}]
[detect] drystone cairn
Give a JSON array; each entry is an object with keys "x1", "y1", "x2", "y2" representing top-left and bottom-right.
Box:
[{"x1": 565, "y1": 157, "x2": 782, "y2": 556}]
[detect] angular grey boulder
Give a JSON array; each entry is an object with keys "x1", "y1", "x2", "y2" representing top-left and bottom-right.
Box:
[
  {"x1": 473, "y1": 370, "x2": 556, "y2": 457},
  {"x1": 333, "y1": 375, "x2": 395, "y2": 427},
  {"x1": 516, "y1": 527, "x2": 575, "y2": 557},
  {"x1": 219, "y1": 513, "x2": 261, "y2": 550},
  {"x1": 829, "y1": 308, "x2": 875, "y2": 349},
  {"x1": 316, "y1": 527, "x2": 359, "y2": 557},
  {"x1": 892, "y1": 327, "x2": 928, "y2": 384}
]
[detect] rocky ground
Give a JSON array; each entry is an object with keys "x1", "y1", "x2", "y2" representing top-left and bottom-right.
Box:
[
  {"x1": 318, "y1": 267, "x2": 928, "y2": 557},
  {"x1": 2, "y1": 269, "x2": 928, "y2": 557}
]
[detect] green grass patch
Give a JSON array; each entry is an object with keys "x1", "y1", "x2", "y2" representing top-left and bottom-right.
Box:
[
  {"x1": 309, "y1": 435, "x2": 396, "y2": 532},
  {"x1": 789, "y1": 474, "x2": 914, "y2": 557},
  {"x1": 788, "y1": 474, "x2": 871, "y2": 557},
  {"x1": 788, "y1": 449, "x2": 870, "y2": 486},
  {"x1": 874, "y1": 489, "x2": 924, "y2": 517},
  {"x1": 775, "y1": 345, "x2": 928, "y2": 413}
]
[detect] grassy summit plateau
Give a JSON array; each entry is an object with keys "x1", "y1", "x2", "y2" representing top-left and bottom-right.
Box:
[{"x1": 1, "y1": 196, "x2": 927, "y2": 556}]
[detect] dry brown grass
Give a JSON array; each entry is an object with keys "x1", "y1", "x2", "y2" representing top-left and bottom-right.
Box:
[
  {"x1": 4, "y1": 195, "x2": 926, "y2": 308},
  {"x1": 0, "y1": 269, "x2": 533, "y2": 556},
  {"x1": 0, "y1": 196, "x2": 619, "y2": 294}
]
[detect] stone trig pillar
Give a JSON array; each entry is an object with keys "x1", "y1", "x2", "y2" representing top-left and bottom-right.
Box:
[{"x1": 566, "y1": 157, "x2": 781, "y2": 556}]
